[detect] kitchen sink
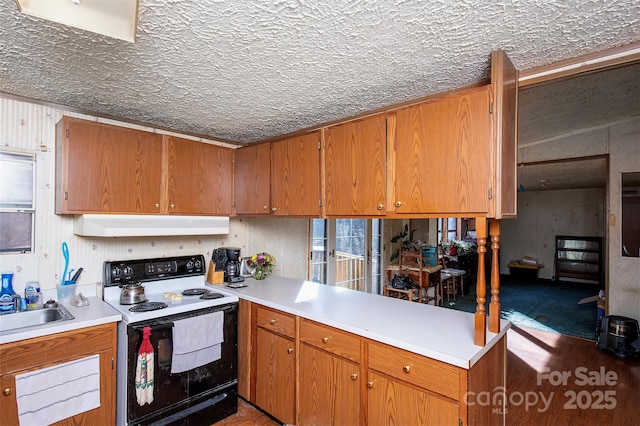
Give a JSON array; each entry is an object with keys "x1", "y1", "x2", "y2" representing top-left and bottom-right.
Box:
[{"x1": 0, "y1": 305, "x2": 75, "y2": 332}]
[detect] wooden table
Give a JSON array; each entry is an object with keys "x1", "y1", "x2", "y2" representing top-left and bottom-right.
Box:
[
  {"x1": 507, "y1": 261, "x2": 543, "y2": 278},
  {"x1": 385, "y1": 264, "x2": 443, "y2": 305}
]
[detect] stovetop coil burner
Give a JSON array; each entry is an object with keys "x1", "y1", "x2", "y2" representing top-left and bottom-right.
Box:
[
  {"x1": 200, "y1": 292, "x2": 225, "y2": 300},
  {"x1": 129, "y1": 302, "x2": 168, "y2": 312},
  {"x1": 182, "y1": 288, "x2": 209, "y2": 296}
]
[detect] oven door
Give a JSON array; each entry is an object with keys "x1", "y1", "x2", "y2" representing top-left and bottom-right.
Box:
[{"x1": 125, "y1": 303, "x2": 238, "y2": 425}]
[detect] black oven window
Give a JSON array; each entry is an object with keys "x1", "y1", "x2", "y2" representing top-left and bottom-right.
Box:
[{"x1": 157, "y1": 338, "x2": 172, "y2": 366}]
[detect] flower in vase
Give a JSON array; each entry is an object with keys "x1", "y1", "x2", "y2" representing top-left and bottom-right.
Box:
[{"x1": 247, "y1": 252, "x2": 276, "y2": 280}]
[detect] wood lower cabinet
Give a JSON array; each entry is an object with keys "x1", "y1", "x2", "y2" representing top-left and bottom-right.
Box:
[
  {"x1": 299, "y1": 319, "x2": 361, "y2": 426},
  {"x1": 243, "y1": 301, "x2": 506, "y2": 426},
  {"x1": 367, "y1": 371, "x2": 459, "y2": 426},
  {"x1": 0, "y1": 323, "x2": 117, "y2": 425},
  {"x1": 324, "y1": 114, "x2": 387, "y2": 216},
  {"x1": 234, "y1": 142, "x2": 272, "y2": 215},
  {"x1": 253, "y1": 306, "x2": 296, "y2": 425}
]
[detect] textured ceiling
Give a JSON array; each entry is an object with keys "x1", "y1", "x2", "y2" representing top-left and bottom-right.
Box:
[{"x1": 1, "y1": 0, "x2": 639, "y2": 145}]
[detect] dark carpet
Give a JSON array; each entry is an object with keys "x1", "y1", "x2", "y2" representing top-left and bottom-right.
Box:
[{"x1": 443, "y1": 275, "x2": 600, "y2": 341}]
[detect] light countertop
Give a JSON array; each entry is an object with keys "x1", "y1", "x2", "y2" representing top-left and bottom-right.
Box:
[
  {"x1": 0, "y1": 297, "x2": 122, "y2": 345},
  {"x1": 209, "y1": 275, "x2": 510, "y2": 369}
]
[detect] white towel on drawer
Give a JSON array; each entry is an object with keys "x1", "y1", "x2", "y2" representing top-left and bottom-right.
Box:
[
  {"x1": 15, "y1": 354, "x2": 100, "y2": 425},
  {"x1": 171, "y1": 310, "x2": 224, "y2": 373}
]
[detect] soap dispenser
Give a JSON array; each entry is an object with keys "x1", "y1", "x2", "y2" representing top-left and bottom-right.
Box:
[{"x1": 0, "y1": 273, "x2": 18, "y2": 314}]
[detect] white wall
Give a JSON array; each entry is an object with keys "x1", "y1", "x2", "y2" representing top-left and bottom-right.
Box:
[
  {"x1": 502, "y1": 118, "x2": 640, "y2": 321},
  {"x1": 607, "y1": 119, "x2": 640, "y2": 320},
  {"x1": 0, "y1": 97, "x2": 309, "y2": 299},
  {"x1": 501, "y1": 188, "x2": 606, "y2": 280}
]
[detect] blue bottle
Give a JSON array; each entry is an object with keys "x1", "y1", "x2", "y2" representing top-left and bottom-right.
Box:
[{"x1": 0, "y1": 273, "x2": 18, "y2": 314}]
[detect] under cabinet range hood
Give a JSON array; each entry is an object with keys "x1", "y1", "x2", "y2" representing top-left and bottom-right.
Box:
[{"x1": 73, "y1": 214, "x2": 230, "y2": 237}]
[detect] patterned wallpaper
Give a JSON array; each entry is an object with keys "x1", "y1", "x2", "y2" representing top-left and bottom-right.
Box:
[{"x1": 0, "y1": 97, "x2": 309, "y2": 297}]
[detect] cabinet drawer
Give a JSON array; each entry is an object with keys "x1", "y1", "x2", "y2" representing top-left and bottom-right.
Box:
[
  {"x1": 256, "y1": 306, "x2": 295, "y2": 338},
  {"x1": 368, "y1": 341, "x2": 460, "y2": 400},
  {"x1": 300, "y1": 319, "x2": 360, "y2": 363}
]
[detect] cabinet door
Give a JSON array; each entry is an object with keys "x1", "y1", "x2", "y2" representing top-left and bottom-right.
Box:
[
  {"x1": 255, "y1": 328, "x2": 295, "y2": 424},
  {"x1": 166, "y1": 136, "x2": 233, "y2": 215},
  {"x1": 367, "y1": 371, "x2": 459, "y2": 426},
  {"x1": 299, "y1": 343, "x2": 360, "y2": 426},
  {"x1": 234, "y1": 143, "x2": 271, "y2": 215},
  {"x1": 0, "y1": 324, "x2": 116, "y2": 426},
  {"x1": 56, "y1": 117, "x2": 163, "y2": 214},
  {"x1": 392, "y1": 86, "x2": 491, "y2": 214},
  {"x1": 324, "y1": 115, "x2": 387, "y2": 216},
  {"x1": 271, "y1": 132, "x2": 321, "y2": 216}
]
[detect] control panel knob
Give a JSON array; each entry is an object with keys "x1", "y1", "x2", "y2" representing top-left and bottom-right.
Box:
[
  {"x1": 194, "y1": 259, "x2": 202, "y2": 269},
  {"x1": 112, "y1": 267, "x2": 122, "y2": 278},
  {"x1": 186, "y1": 261, "x2": 194, "y2": 270},
  {"x1": 123, "y1": 266, "x2": 134, "y2": 278}
]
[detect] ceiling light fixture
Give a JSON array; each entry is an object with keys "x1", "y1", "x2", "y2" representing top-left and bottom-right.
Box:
[{"x1": 15, "y1": 0, "x2": 139, "y2": 42}]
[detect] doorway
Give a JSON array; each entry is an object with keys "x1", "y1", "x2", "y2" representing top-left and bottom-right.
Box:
[{"x1": 310, "y1": 219, "x2": 382, "y2": 293}]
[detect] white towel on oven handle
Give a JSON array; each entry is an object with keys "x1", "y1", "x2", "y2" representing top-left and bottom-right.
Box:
[{"x1": 171, "y1": 310, "x2": 224, "y2": 373}]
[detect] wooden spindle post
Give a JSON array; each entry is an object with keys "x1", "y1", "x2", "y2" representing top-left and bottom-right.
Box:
[
  {"x1": 489, "y1": 219, "x2": 501, "y2": 333},
  {"x1": 474, "y1": 217, "x2": 487, "y2": 346}
]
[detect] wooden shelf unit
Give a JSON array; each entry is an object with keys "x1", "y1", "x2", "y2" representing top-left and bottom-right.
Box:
[{"x1": 554, "y1": 236, "x2": 603, "y2": 285}]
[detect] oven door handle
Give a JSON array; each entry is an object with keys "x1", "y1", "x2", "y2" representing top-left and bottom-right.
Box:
[
  {"x1": 133, "y1": 323, "x2": 174, "y2": 333},
  {"x1": 132, "y1": 304, "x2": 235, "y2": 333}
]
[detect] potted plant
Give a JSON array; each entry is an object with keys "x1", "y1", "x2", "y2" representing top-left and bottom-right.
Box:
[
  {"x1": 390, "y1": 224, "x2": 418, "y2": 262},
  {"x1": 442, "y1": 239, "x2": 475, "y2": 256}
]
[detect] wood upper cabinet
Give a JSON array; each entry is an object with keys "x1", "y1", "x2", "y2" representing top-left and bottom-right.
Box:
[
  {"x1": 165, "y1": 136, "x2": 233, "y2": 215},
  {"x1": 270, "y1": 132, "x2": 321, "y2": 216},
  {"x1": 234, "y1": 143, "x2": 271, "y2": 216},
  {"x1": 0, "y1": 324, "x2": 117, "y2": 426},
  {"x1": 324, "y1": 114, "x2": 387, "y2": 216},
  {"x1": 389, "y1": 85, "x2": 493, "y2": 215},
  {"x1": 55, "y1": 117, "x2": 233, "y2": 215},
  {"x1": 56, "y1": 117, "x2": 163, "y2": 214},
  {"x1": 489, "y1": 49, "x2": 519, "y2": 219}
]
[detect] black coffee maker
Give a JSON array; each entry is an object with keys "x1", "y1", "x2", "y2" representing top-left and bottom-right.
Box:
[{"x1": 223, "y1": 247, "x2": 242, "y2": 282}]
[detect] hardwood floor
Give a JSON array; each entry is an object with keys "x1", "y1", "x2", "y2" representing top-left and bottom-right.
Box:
[
  {"x1": 505, "y1": 324, "x2": 639, "y2": 426},
  {"x1": 213, "y1": 398, "x2": 280, "y2": 426},
  {"x1": 216, "y1": 325, "x2": 639, "y2": 425}
]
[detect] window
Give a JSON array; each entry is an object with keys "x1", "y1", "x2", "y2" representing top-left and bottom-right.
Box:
[
  {"x1": 309, "y1": 219, "x2": 382, "y2": 294},
  {"x1": 0, "y1": 151, "x2": 35, "y2": 253},
  {"x1": 437, "y1": 218, "x2": 458, "y2": 243}
]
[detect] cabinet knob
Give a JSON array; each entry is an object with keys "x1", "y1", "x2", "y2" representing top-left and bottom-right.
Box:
[
  {"x1": 170, "y1": 203, "x2": 176, "y2": 209},
  {"x1": 322, "y1": 336, "x2": 329, "y2": 343},
  {"x1": 287, "y1": 348, "x2": 293, "y2": 354},
  {"x1": 3, "y1": 388, "x2": 11, "y2": 396},
  {"x1": 263, "y1": 205, "x2": 269, "y2": 210},
  {"x1": 351, "y1": 373, "x2": 358, "y2": 381},
  {"x1": 269, "y1": 319, "x2": 277, "y2": 325},
  {"x1": 395, "y1": 201, "x2": 403, "y2": 207},
  {"x1": 403, "y1": 365, "x2": 411, "y2": 373},
  {"x1": 366, "y1": 381, "x2": 374, "y2": 389},
  {"x1": 272, "y1": 207, "x2": 278, "y2": 212},
  {"x1": 155, "y1": 203, "x2": 160, "y2": 208},
  {"x1": 377, "y1": 203, "x2": 383, "y2": 210}
]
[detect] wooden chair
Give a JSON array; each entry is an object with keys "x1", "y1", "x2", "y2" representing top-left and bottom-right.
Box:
[
  {"x1": 438, "y1": 246, "x2": 460, "y2": 303},
  {"x1": 384, "y1": 250, "x2": 422, "y2": 302},
  {"x1": 384, "y1": 250, "x2": 443, "y2": 304}
]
